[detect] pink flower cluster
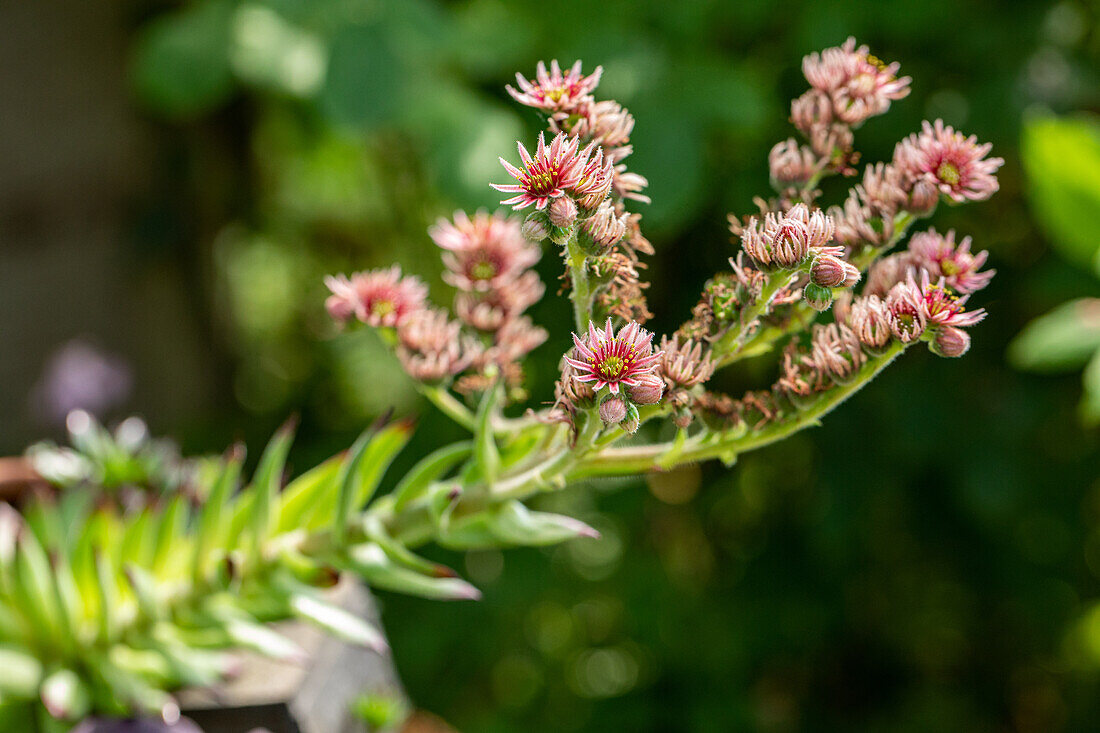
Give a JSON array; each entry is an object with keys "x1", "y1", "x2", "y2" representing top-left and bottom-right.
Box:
[
  {"x1": 786, "y1": 38, "x2": 909, "y2": 182},
  {"x1": 802, "y1": 37, "x2": 911, "y2": 125},
  {"x1": 324, "y1": 209, "x2": 549, "y2": 393},
  {"x1": 325, "y1": 266, "x2": 427, "y2": 328},
  {"x1": 429, "y1": 210, "x2": 548, "y2": 393},
  {"x1": 493, "y1": 132, "x2": 614, "y2": 212},
  {"x1": 561, "y1": 319, "x2": 665, "y2": 430},
  {"x1": 893, "y1": 119, "x2": 1004, "y2": 203},
  {"x1": 506, "y1": 60, "x2": 603, "y2": 114},
  {"x1": 565, "y1": 319, "x2": 662, "y2": 396},
  {"x1": 865, "y1": 228, "x2": 994, "y2": 298},
  {"x1": 502, "y1": 59, "x2": 654, "y2": 324},
  {"x1": 740, "y1": 203, "x2": 839, "y2": 270}
]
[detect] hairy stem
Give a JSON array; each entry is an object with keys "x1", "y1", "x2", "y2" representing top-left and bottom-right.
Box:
[
  {"x1": 715, "y1": 211, "x2": 919, "y2": 368},
  {"x1": 418, "y1": 385, "x2": 476, "y2": 431},
  {"x1": 710, "y1": 270, "x2": 795, "y2": 365},
  {"x1": 566, "y1": 234, "x2": 593, "y2": 332},
  {"x1": 569, "y1": 340, "x2": 906, "y2": 478}
]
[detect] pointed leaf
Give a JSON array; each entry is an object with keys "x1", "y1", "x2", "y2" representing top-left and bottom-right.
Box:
[
  {"x1": 287, "y1": 592, "x2": 388, "y2": 654},
  {"x1": 150, "y1": 496, "x2": 189, "y2": 577},
  {"x1": 344, "y1": 543, "x2": 480, "y2": 601},
  {"x1": 93, "y1": 550, "x2": 119, "y2": 644},
  {"x1": 473, "y1": 382, "x2": 503, "y2": 486},
  {"x1": 391, "y1": 441, "x2": 472, "y2": 511},
  {"x1": 124, "y1": 565, "x2": 162, "y2": 621},
  {"x1": 96, "y1": 650, "x2": 174, "y2": 713},
  {"x1": 363, "y1": 517, "x2": 457, "y2": 579},
  {"x1": 439, "y1": 501, "x2": 598, "y2": 550},
  {"x1": 275, "y1": 452, "x2": 341, "y2": 533},
  {"x1": 13, "y1": 530, "x2": 63, "y2": 644},
  {"x1": 334, "y1": 428, "x2": 379, "y2": 546},
  {"x1": 246, "y1": 419, "x2": 297, "y2": 567},
  {"x1": 192, "y1": 446, "x2": 244, "y2": 584},
  {"x1": 310, "y1": 422, "x2": 412, "y2": 530},
  {"x1": 206, "y1": 602, "x2": 307, "y2": 663},
  {"x1": 353, "y1": 421, "x2": 414, "y2": 510},
  {"x1": 488, "y1": 501, "x2": 600, "y2": 546},
  {"x1": 148, "y1": 624, "x2": 233, "y2": 687}
]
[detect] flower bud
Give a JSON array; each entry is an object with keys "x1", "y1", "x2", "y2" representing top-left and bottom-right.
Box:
[
  {"x1": 809, "y1": 254, "x2": 859, "y2": 288},
  {"x1": 522, "y1": 214, "x2": 550, "y2": 242},
  {"x1": 548, "y1": 196, "x2": 578, "y2": 228},
  {"x1": 906, "y1": 179, "x2": 939, "y2": 216},
  {"x1": 621, "y1": 403, "x2": 641, "y2": 434},
  {"x1": 598, "y1": 394, "x2": 628, "y2": 425},
  {"x1": 627, "y1": 374, "x2": 664, "y2": 405},
  {"x1": 804, "y1": 282, "x2": 833, "y2": 312},
  {"x1": 929, "y1": 325, "x2": 971, "y2": 358},
  {"x1": 580, "y1": 201, "x2": 627, "y2": 249},
  {"x1": 550, "y1": 225, "x2": 573, "y2": 246}
]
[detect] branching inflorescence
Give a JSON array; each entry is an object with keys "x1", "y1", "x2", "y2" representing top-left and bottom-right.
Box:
[{"x1": 1, "y1": 40, "x2": 1002, "y2": 726}]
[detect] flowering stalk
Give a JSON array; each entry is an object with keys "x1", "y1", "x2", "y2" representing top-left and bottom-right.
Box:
[
  {"x1": 568, "y1": 341, "x2": 905, "y2": 478},
  {"x1": 3, "y1": 42, "x2": 1003, "y2": 726},
  {"x1": 565, "y1": 233, "x2": 594, "y2": 332},
  {"x1": 717, "y1": 209, "x2": 918, "y2": 367}
]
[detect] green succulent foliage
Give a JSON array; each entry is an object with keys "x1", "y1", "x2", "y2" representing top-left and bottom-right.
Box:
[
  {"x1": 0, "y1": 412, "x2": 596, "y2": 723},
  {"x1": 1014, "y1": 114, "x2": 1100, "y2": 424},
  {"x1": 27, "y1": 413, "x2": 191, "y2": 496}
]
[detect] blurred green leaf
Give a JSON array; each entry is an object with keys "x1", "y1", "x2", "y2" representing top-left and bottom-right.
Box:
[
  {"x1": 1081, "y1": 348, "x2": 1100, "y2": 426},
  {"x1": 131, "y1": 0, "x2": 235, "y2": 118},
  {"x1": 1021, "y1": 114, "x2": 1100, "y2": 271},
  {"x1": 318, "y1": 22, "x2": 403, "y2": 130},
  {"x1": 1008, "y1": 298, "x2": 1100, "y2": 372}
]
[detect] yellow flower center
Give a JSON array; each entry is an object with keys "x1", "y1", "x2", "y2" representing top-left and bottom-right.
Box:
[
  {"x1": 937, "y1": 161, "x2": 961, "y2": 185},
  {"x1": 372, "y1": 300, "x2": 395, "y2": 317},
  {"x1": 470, "y1": 259, "x2": 497, "y2": 281},
  {"x1": 526, "y1": 167, "x2": 556, "y2": 195},
  {"x1": 597, "y1": 355, "x2": 626, "y2": 379},
  {"x1": 864, "y1": 53, "x2": 889, "y2": 73}
]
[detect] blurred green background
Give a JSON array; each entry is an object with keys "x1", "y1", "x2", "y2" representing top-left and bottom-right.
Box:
[{"x1": 3, "y1": 0, "x2": 1100, "y2": 730}]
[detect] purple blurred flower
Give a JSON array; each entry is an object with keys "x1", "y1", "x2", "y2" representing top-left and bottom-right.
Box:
[{"x1": 31, "y1": 340, "x2": 132, "y2": 426}]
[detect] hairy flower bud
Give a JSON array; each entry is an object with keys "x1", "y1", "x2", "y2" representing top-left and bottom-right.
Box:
[
  {"x1": 621, "y1": 403, "x2": 641, "y2": 434},
  {"x1": 549, "y1": 196, "x2": 578, "y2": 228},
  {"x1": 627, "y1": 373, "x2": 664, "y2": 405},
  {"x1": 810, "y1": 254, "x2": 859, "y2": 288},
  {"x1": 522, "y1": 214, "x2": 550, "y2": 242},
  {"x1": 906, "y1": 179, "x2": 940, "y2": 215},
  {"x1": 769, "y1": 139, "x2": 819, "y2": 188},
  {"x1": 599, "y1": 394, "x2": 628, "y2": 425},
  {"x1": 581, "y1": 202, "x2": 628, "y2": 248},
  {"x1": 929, "y1": 325, "x2": 971, "y2": 358},
  {"x1": 804, "y1": 282, "x2": 834, "y2": 312},
  {"x1": 848, "y1": 295, "x2": 892, "y2": 349}
]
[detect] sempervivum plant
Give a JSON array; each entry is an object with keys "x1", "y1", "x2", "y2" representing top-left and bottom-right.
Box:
[{"x1": 1, "y1": 39, "x2": 1001, "y2": 729}]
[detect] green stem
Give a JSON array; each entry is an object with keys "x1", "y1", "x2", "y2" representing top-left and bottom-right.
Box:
[
  {"x1": 568, "y1": 341, "x2": 906, "y2": 479},
  {"x1": 566, "y1": 234, "x2": 593, "y2": 332},
  {"x1": 710, "y1": 269, "x2": 794, "y2": 364},
  {"x1": 418, "y1": 385, "x2": 476, "y2": 431},
  {"x1": 715, "y1": 211, "x2": 918, "y2": 369}
]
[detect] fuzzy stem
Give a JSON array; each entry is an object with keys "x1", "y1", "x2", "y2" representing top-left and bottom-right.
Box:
[
  {"x1": 716, "y1": 211, "x2": 919, "y2": 368},
  {"x1": 710, "y1": 270, "x2": 794, "y2": 364},
  {"x1": 568, "y1": 341, "x2": 906, "y2": 479},
  {"x1": 417, "y1": 385, "x2": 476, "y2": 431},
  {"x1": 566, "y1": 234, "x2": 593, "y2": 332}
]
